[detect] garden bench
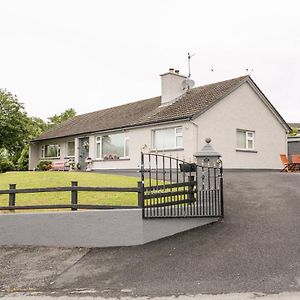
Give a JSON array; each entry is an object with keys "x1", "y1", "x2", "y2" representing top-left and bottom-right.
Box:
[{"x1": 51, "y1": 161, "x2": 65, "y2": 171}]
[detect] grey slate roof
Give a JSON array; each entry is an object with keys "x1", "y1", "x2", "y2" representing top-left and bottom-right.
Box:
[{"x1": 35, "y1": 75, "x2": 284, "y2": 141}]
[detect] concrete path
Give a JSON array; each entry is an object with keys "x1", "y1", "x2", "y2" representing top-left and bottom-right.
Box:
[{"x1": 0, "y1": 172, "x2": 299, "y2": 298}]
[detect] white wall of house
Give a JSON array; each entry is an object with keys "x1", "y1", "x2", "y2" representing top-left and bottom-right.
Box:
[
  {"x1": 29, "y1": 121, "x2": 196, "y2": 170},
  {"x1": 29, "y1": 143, "x2": 40, "y2": 170},
  {"x1": 90, "y1": 121, "x2": 196, "y2": 170},
  {"x1": 193, "y1": 82, "x2": 287, "y2": 169}
]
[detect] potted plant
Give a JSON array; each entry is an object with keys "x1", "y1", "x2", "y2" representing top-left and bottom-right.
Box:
[
  {"x1": 179, "y1": 163, "x2": 197, "y2": 172},
  {"x1": 85, "y1": 157, "x2": 92, "y2": 171},
  {"x1": 68, "y1": 159, "x2": 76, "y2": 171}
]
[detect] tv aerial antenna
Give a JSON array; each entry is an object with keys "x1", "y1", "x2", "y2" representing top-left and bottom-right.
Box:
[
  {"x1": 188, "y1": 52, "x2": 195, "y2": 78},
  {"x1": 182, "y1": 52, "x2": 196, "y2": 90}
]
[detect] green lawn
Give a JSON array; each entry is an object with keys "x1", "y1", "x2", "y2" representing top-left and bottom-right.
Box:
[{"x1": 0, "y1": 171, "x2": 140, "y2": 212}]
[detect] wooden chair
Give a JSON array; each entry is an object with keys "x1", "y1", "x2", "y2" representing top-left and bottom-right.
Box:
[
  {"x1": 280, "y1": 154, "x2": 294, "y2": 172},
  {"x1": 291, "y1": 155, "x2": 300, "y2": 172}
]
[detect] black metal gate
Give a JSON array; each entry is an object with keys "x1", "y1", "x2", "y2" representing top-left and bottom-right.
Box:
[{"x1": 140, "y1": 152, "x2": 223, "y2": 218}]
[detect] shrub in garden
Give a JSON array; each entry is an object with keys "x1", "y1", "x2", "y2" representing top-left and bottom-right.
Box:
[
  {"x1": 0, "y1": 156, "x2": 15, "y2": 173},
  {"x1": 36, "y1": 160, "x2": 52, "y2": 171},
  {"x1": 17, "y1": 145, "x2": 29, "y2": 170}
]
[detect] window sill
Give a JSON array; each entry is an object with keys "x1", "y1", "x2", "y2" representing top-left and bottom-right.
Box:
[
  {"x1": 236, "y1": 149, "x2": 258, "y2": 153},
  {"x1": 150, "y1": 148, "x2": 184, "y2": 152},
  {"x1": 40, "y1": 157, "x2": 61, "y2": 160}
]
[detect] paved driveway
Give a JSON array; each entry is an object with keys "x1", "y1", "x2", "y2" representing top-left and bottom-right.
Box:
[{"x1": 0, "y1": 172, "x2": 299, "y2": 298}]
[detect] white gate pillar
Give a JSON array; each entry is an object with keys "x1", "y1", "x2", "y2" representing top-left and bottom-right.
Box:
[{"x1": 194, "y1": 138, "x2": 221, "y2": 167}]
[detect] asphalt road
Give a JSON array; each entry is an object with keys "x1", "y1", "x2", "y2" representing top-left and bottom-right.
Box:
[{"x1": 0, "y1": 171, "x2": 299, "y2": 298}]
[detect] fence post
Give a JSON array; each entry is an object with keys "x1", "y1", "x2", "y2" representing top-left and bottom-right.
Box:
[
  {"x1": 220, "y1": 166, "x2": 224, "y2": 218},
  {"x1": 9, "y1": 184, "x2": 16, "y2": 212},
  {"x1": 187, "y1": 176, "x2": 195, "y2": 203},
  {"x1": 71, "y1": 181, "x2": 78, "y2": 211},
  {"x1": 137, "y1": 181, "x2": 144, "y2": 208},
  {"x1": 139, "y1": 152, "x2": 145, "y2": 218}
]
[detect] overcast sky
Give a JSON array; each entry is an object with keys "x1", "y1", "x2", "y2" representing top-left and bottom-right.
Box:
[{"x1": 0, "y1": 0, "x2": 299, "y2": 122}]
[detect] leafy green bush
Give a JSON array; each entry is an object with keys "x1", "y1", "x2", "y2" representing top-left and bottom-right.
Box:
[
  {"x1": 36, "y1": 160, "x2": 52, "y2": 171},
  {"x1": 0, "y1": 156, "x2": 15, "y2": 173},
  {"x1": 288, "y1": 127, "x2": 299, "y2": 137},
  {"x1": 17, "y1": 144, "x2": 29, "y2": 171}
]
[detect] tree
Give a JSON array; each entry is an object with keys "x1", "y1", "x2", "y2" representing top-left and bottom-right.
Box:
[
  {"x1": 17, "y1": 109, "x2": 76, "y2": 170},
  {"x1": 0, "y1": 149, "x2": 15, "y2": 172},
  {"x1": 29, "y1": 116, "x2": 48, "y2": 138},
  {"x1": 0, "y1": 89, "x2": 30, "y2": 158},
  {"x1": 16, "y1": 117, "x2": 48, "y2": 170},
  {"x1": 288, "y1": 127, "x2": 299, "y2": 137},
  {"x1": 0, "y1": 88, "x2": 77, "y2": 172},
  {"x1": 47, "y1": 108, "x2": 76, "y2": 128}
]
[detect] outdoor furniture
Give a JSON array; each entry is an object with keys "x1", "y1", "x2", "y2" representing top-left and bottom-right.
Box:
[
  {"x1": 51, "y1": 161, "x2": 65, "y2": 171},
  {"x1": 280, "y1": 154, "x2": 294, "y2": 172},
  {"x1": 291, "y1": 155, "x2": 300, "y2": 171}
]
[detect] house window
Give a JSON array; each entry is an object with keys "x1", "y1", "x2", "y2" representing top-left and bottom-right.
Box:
[
  {"x1": 153, "y1": 126, "x2": 183, "y2": 150},
  {"x1": 41, "y1": 144, "x2": 61, "y2": 158},
  {"x1": 236, "y1": 130, "x2": 255, "y2": 150},
  {"x1": 67, "y1": 141, "x2": 75, "y2": 157},
  {"x1": 96, "y1": 133, "x2": 128, "y2": 159}
]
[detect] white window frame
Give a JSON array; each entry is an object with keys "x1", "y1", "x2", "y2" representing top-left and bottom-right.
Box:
[
  {"x1": 236, "y1": 129, "x2": 255, "y2": 150},
  {"x1": 66, "y1": 141, "x2": 75, "y2": 157},
  {"x1": 152, "y1": 126, "x2": 183, "y2": 150},
  {"x1": 96, "y1": 136, "x2": 101, "y2": 159},
  {"x1": 246, "y1": 131, "x2": 255, "y2": 150},
  {"x1": 95, "y1": 133, "x2": 128, "y2": 159},
  {"x1": 41, "y1": 144, "x2": 61, "y2": 159}
]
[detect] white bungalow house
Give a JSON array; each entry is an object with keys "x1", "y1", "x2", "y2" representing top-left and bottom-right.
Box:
[{"x1": 29, "y1": 70, "x2": 290, "y2": 170}]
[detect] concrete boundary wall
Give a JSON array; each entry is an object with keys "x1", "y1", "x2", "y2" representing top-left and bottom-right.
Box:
[{"x1": 0, "y1": 210, "x2": 218, "y2": 248}]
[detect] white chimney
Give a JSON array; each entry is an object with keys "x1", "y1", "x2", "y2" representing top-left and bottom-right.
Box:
[{"x1": 160, "y1": 68, "x2": 187, "y2": 104}]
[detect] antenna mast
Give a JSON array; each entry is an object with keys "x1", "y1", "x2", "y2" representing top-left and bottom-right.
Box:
[{"x1": 188, "y1": 52, "x2": 195, "y2": 78}]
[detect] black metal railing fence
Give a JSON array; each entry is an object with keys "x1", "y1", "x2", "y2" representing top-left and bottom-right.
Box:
[{"x1": 140, "y1": 152, "x2": 223, "y2": 218}]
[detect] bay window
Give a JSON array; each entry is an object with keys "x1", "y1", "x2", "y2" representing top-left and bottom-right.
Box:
[{"x1": 153, "y1": 126, "x2": 183, "y2": 150}]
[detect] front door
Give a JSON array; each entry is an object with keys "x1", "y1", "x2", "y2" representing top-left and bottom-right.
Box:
[{"x1": 78, "y1": 137, "x2": 89, "y2": 170}]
